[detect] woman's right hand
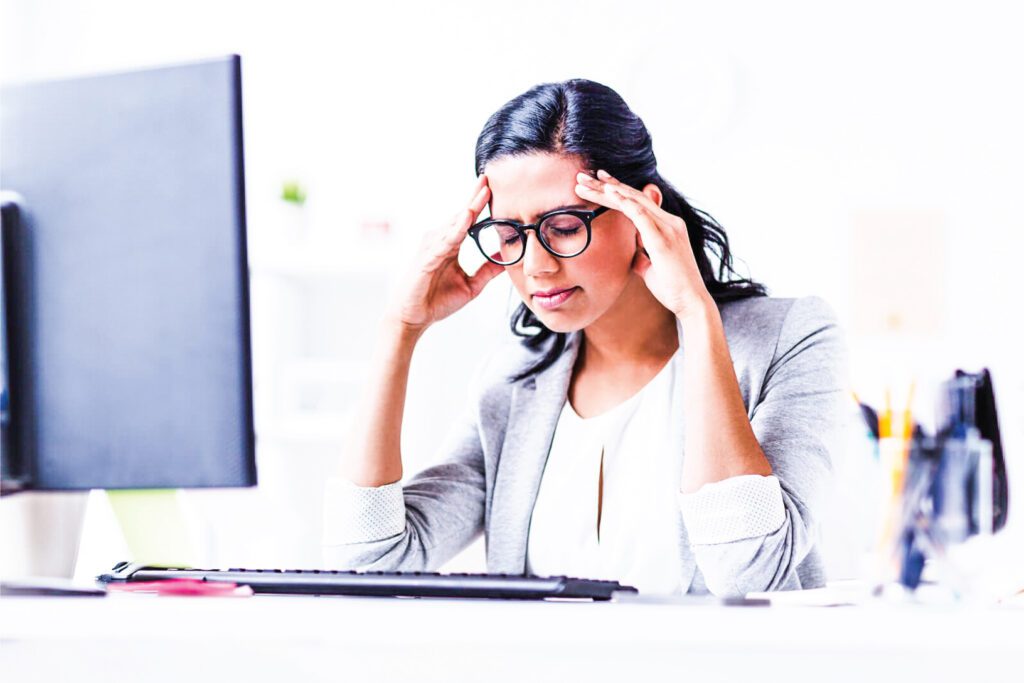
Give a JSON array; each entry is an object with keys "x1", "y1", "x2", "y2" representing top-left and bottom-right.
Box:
[{"x1": 387, "y1": 174, "x2": 504, "y2": 335}]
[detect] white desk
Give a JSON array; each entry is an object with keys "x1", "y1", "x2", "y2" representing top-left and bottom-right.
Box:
[{"x1": 2, "y1": 590, "x2": 1021, "y2": 682}]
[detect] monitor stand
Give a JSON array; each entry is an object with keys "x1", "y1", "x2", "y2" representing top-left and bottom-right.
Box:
[{"x1": 105, "y1": 489, "x2": 198, "y2": 567}]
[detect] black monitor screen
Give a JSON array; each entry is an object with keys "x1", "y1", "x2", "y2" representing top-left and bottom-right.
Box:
[{"x1": 0, "y1": 55, "x2": 256, "y2": 490}]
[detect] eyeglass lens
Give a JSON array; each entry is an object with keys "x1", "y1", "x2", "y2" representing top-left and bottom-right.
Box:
[{"x1": 476, "y1": 213, "x2": 589, "y2": 264}]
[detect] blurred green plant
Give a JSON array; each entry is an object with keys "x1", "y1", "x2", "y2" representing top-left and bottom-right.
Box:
[{"x1": 281, "y1": 180, "x2": 307, "y2": 206}]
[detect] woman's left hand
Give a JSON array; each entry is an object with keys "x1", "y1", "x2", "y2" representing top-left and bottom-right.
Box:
[{"x1": 575, "y1": 169, "x2": 714, "y2": 321}]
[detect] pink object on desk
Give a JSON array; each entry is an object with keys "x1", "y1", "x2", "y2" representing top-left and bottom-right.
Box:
[{"x1": 106, "y1": 578, "x2": 253, "y2": 597}]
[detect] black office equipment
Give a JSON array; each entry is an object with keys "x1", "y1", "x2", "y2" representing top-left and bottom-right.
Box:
[
  {"x1": 0, "y1": 55, "x2": 255, "y2": 493},
  {"x1": 955, "y1": 368, "x2": 1009, "y2": 532},
  {"x1": 934, "y1": 368, "x2": 1009, "y2": 533},
  {"x1": 97, "y1": 562, "x2": 639, "y2": 601}
]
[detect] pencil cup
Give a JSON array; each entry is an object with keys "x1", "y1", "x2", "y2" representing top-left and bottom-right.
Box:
[{"x1": 866, "y1": 436, "x2": 911, "y2": 587}]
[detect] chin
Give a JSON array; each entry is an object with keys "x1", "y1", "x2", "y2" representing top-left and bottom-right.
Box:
[
  {"x1": 538, "y1": 319, "x2": 581, "y2": 334},
  {"x1": 528, "y1": 307, "x2": 589, "y2": 335}
]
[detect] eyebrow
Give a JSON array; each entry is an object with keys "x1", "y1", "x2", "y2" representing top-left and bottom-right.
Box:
[{"x1": 490, "y1": 203, "x2": 593, "y2": 223}]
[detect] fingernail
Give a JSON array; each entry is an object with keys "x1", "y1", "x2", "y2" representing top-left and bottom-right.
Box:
[{"x1": 596, "y1": 169, "x2": 611, "y2": 179}]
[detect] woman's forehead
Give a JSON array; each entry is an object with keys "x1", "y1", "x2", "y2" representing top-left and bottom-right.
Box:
[{"x1": 484, "y1": 153, "x2": 587, "y2": 221}]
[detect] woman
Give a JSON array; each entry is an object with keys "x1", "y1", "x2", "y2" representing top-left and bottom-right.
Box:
[{"x1": 322, "y1": 79, "x2": 848, "y2": 597}]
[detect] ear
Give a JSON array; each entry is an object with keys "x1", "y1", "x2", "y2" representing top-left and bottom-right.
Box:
[{"x1": 641, "y1": 183, "x2": 663, "y2": 207}]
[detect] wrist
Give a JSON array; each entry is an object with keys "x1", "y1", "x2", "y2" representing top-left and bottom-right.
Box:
[
  {"x1": 380, "y1": 314, "x2": 427, "y2": 349},
  {"x1": 674, "y1": 294, "x2": 718, "y2": 328}
]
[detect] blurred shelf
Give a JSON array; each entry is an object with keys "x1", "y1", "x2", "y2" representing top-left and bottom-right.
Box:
[
  {"x1": 249, "y1": 237, "x2": 394, "y2": 280},
  {"x1": 257, "y1": 412, "x2": 354, "y2": 446},
  {"x1": 278, "y1": 357, "x2": 369, "y2": 384}
]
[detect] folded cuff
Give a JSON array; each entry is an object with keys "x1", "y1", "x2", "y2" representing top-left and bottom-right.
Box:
[
  {"x1": 678, "y1": 474, "x2": 786, "y2": 545},
  {"x1": 322, "y1": 477, "x2": 406, "y2": 545}
]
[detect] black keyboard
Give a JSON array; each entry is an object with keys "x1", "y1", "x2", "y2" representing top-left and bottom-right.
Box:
[{"x1": 97, "y1": 561, "x2": 638, "y2": 601}]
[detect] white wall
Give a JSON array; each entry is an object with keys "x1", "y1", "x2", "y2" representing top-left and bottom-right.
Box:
[{"x1": 2, "y1": 0, "x2": 1022, "y2": 583}]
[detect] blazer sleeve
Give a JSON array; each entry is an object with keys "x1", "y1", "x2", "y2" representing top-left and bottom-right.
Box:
[
  {"x1": 677, "y1": 296, "x2": 850, "y2": 597},
  {"x1": 321, "y1": 376, "x2": 489, "y2": 572}
]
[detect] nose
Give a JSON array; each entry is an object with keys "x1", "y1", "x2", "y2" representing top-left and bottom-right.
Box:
[{"x1": 520, "y1": 230, "x2": 558, "y2": 276}]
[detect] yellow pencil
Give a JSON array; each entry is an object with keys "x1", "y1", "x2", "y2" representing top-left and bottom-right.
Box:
[
  {"x1": 879, "y1": 388, "x2": 893, "y2": 439},
  {"x1": 902, "y1": 381, "x2": 916, "y2": 440}
]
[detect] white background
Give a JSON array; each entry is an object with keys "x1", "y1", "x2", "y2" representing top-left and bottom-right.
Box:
[{"x1": 1, "y1": 0, "x2": 1022, "y2": 587}]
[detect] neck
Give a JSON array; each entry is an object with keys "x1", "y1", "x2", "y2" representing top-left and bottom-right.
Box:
[{"x1": 579, "y1": 275, "x2": 680, "y2": 370}]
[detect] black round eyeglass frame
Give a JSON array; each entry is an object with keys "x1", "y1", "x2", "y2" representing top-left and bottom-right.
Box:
[{"x1": 467, "y1": 206, "x2": 611, "y2": 266}]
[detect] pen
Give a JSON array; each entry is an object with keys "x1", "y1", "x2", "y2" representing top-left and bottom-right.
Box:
[{"x1": 851, "y1": 391, "x2": 880, "y2": 441}]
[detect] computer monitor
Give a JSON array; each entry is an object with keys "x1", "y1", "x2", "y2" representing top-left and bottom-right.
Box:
[{"x1": 0, "y1": 55, "x2": 256, "y2": 493}]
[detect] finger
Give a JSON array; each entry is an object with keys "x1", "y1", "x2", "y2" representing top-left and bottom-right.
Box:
[
  {"x1": 448, "y1": 183, "x2": 491, "y2": 241},
  {"x1": 594, "y1": 171, "x2": 656, "y2": 213},
  {"x1": 576, "y1": 170, "x2": 601, "y2": 189},
  {"x1": 466, "y1": 259, "x2": 505, "y2": 297},
  {"x1": 614, "y1": 192, "x2": 665, "y2": 247},
  {"x1": 576, "y1": 181, "x2": 665, "y2": 249},
  {"x1": 452, "y1": 179, "x2": 490, "y2": 224},
  {"x1": 468, "y1": 181, "x2": 490, "y2": 216},
  {"x1": 595, "y1": 170, "x2": 685, "y2": 234},
  {"x1": 574, "y1": 179, "x2": 619, "y2": 211},
  {"x1": 580, "y1": 171, "x2": 654, "y2": 219},
  {"x1": 595, "y1": 169, "x2": 641, "y2": 194},
  {"x1": 446, "y1": 207, "x2": 477, "y2": 245},
  {"x1": 466, "y1": 173, "x2": 488, "y2": 204}
]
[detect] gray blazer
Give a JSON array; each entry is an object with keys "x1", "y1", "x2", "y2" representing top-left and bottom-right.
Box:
[{"x1": 322, "y1": 296, "x2": 850, "y2": 596}]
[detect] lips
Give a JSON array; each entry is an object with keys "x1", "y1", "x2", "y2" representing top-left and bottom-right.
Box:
[
  {"x1": 532, "y1": 286, "x2": 579, "y2": 310},
  {"x1": 532, "y1": 286, "x2": 576, "y2": 298}
]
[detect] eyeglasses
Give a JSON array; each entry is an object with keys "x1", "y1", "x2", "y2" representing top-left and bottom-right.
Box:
[{"x1": 467, "y1": 206, "x2": 610, "y2": 266}]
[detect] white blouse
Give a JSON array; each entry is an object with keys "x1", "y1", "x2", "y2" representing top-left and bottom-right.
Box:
[
  {"x1": 525, "y1": 346, "x2": 688, "y2": 595},
  {"x1": 325, "y1": 313, "x2": 796, "y2": 595}
]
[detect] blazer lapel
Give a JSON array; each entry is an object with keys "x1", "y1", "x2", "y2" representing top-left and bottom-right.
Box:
[{"x1": 487, "y1": 332, "x2": 582, "y2": 573}]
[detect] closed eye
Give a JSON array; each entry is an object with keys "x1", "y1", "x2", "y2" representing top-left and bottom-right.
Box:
[{"x1": 495, "y1": 226, "x2": 521, "y2": 244}]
